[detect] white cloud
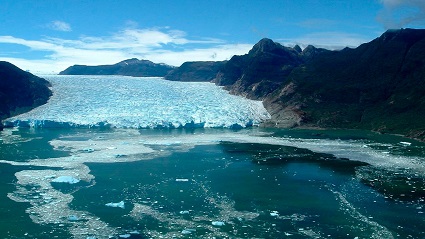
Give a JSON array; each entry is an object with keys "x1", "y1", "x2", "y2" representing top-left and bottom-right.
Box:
[
  {"x1": 277, "y1": 32, "x2": 372, "y2": 50},
  {"x1": 143, "y1": 44, "x2": 252, "y2": 66},
  {"x1": 377, "y1": 0, "x2": 425, "y2": 29},
  {"x1": 0, "y1": 27, "x2": 251, "y2": 74},
  {"x1": 48, "y1": 21, "x2": 72, "y2": 32}
]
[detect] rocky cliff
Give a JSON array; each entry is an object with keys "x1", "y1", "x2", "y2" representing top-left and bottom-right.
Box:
[
  {"x1": 59, "y1": 58, "x2": 175, "y2": 77},
  {"x1": 0, "y1": 61, "x2": 52, "y2": 127},
  {"x1": 215, "y1": 29, "x2": 425, "y2": 140}
]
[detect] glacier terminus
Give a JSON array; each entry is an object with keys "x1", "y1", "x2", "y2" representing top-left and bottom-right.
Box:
[{"x1": 4, "y1": 75, "x2": 270, "y2": 129}]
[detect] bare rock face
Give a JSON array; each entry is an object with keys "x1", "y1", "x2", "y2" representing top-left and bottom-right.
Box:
[{"x1": 0, "y1": 61, "x2": 52, "y2": 122}]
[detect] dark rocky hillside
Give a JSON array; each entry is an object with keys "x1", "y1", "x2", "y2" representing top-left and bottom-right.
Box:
[
  {"x1": 165, "y1": 61, "x2": 226, "y2": 82},
  {"x1": 213, "y1": 38, "x2": 327, "y2": 99},
  {"x1": 266, "y1": 28, "x2": 425, "y2": 140},
  {"x1": 0, "y1": 61, "x2": 52, "y2": 127},
  {"x1": 214, "y1": 29, "x2": 425, "y2": 140},
  {"x1": 59, "y1": 58, "x2": 174, "y2": 77}
]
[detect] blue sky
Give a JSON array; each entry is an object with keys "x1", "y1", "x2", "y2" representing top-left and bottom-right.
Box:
[{"x1": 1, "y1": 0, "x2": 425, "y2": 74}]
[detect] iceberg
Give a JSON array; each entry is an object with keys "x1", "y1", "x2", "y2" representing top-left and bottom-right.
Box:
[
  {"x1": 51, "y1": 176, "x2": 80, "y2": 184},
  {"x1": 4, "y1": 75, "x2": 270, "y2": 129},
  {"x1": 105, "y1": 201, "x2": 125, "y2": 209}
]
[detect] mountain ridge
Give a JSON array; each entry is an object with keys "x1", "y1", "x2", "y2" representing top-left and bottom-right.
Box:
[
  {"x1": 164, "y1": 61, "x2": 226, "y2": 82},
  {"x1": 59, "y1": 58, "x2": 175, "y2": 77}
]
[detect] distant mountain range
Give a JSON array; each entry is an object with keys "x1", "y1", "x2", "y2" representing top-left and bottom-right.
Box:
[
  {"x1": 59, "y1": 58, "x2": 175, "y2": 77},
  {"x1": 0, "y1": 61, "x2": 52, "y2": 128}
]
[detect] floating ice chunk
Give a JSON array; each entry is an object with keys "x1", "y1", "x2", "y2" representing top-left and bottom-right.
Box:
[
  {"x1": 129, "y1": 230, "x2": 140, "y2": 234},
  {"x1": 68, "y1": 215, "x2": 79, "y2": 221},
  {"x1": 181, "y1": 229, "x2": 196, "y2": 234},
  {"x1": 179, "y1": 210, "x2": 190, "y2": 214},
  {"x1": 176, "y1": 178, "x2": 189, "y2": 182},
  {"x1": 105, "y1": 201, "x2": 125, "y2": 209},
  {"x1": 52, "y1": 176, "x2": 80, "y2": 184},
  {"x1": 212, "y1": 221, "x2": 225, "y2": 226},
  {"x1": 119, "y1": 234, "x2": 131, "y2": 238},
  {"x1": 270, "y1": 211, "x2": 279, "y2": 217}
]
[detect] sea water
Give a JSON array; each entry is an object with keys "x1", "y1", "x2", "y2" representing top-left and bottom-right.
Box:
[{"x1": 0, "y1": 76, "x2": 424, "y2": 239}]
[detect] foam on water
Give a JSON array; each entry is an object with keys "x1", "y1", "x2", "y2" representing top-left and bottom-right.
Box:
[
  {"x1": 332, "y1": 189, "x2": 394, "y2": 239},
  {"x1": 4, "y1": 75, "x2": 270, "y2": 129}
]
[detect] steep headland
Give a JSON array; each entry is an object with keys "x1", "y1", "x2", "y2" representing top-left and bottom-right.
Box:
[
  {"x1": 59, "y1": 58, "x2": 175, "y2": 77},
  {"x1": 0, "y1": 61, "x2": 52, "y2": 128},
  {"x1": 212, "y1": 28, "x2": 425, "y2": 140}
]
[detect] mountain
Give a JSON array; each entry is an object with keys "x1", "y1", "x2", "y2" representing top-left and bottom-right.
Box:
[
  {"x1": 213, "y1": 38, "x2": 327, "y2": 99},
  {"x1": 215, "y1": 29, "x2": 425, "y2": 140},
  {"x1": 59, "y1": 58, "x2": 175, "y2": 77},
  {"x1": 0, "y1": 61, "x2": 52, "y2": 129},
  {"x1": 164, "y1": 61, "x2": 226, "y2": 82}
]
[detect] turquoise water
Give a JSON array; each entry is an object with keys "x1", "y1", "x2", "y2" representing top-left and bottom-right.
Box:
[{"x1": 0, "y1": 127, "x2": 424, "y2": 239}]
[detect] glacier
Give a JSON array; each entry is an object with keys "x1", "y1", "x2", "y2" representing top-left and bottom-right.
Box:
[{"x1": 4, "y1": 75, "x2": 270, "y2": 129}]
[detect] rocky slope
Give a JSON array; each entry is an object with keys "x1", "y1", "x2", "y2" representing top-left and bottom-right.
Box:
[
  {"x1": 0, "y1": 61, "x2": 52, "y2": 128},
  {"x1": 214, "y1": 29, "x2": 425, "y2": 140},
  {"x1": 213, "y1": 38, "x2": 327, "y2": 99},
  {"x1": 164, "y1": 61, "x2": 226, "y2": 82},
  {"x1": 59, "y1": 58, "x2": 174, "y2": 77}
]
